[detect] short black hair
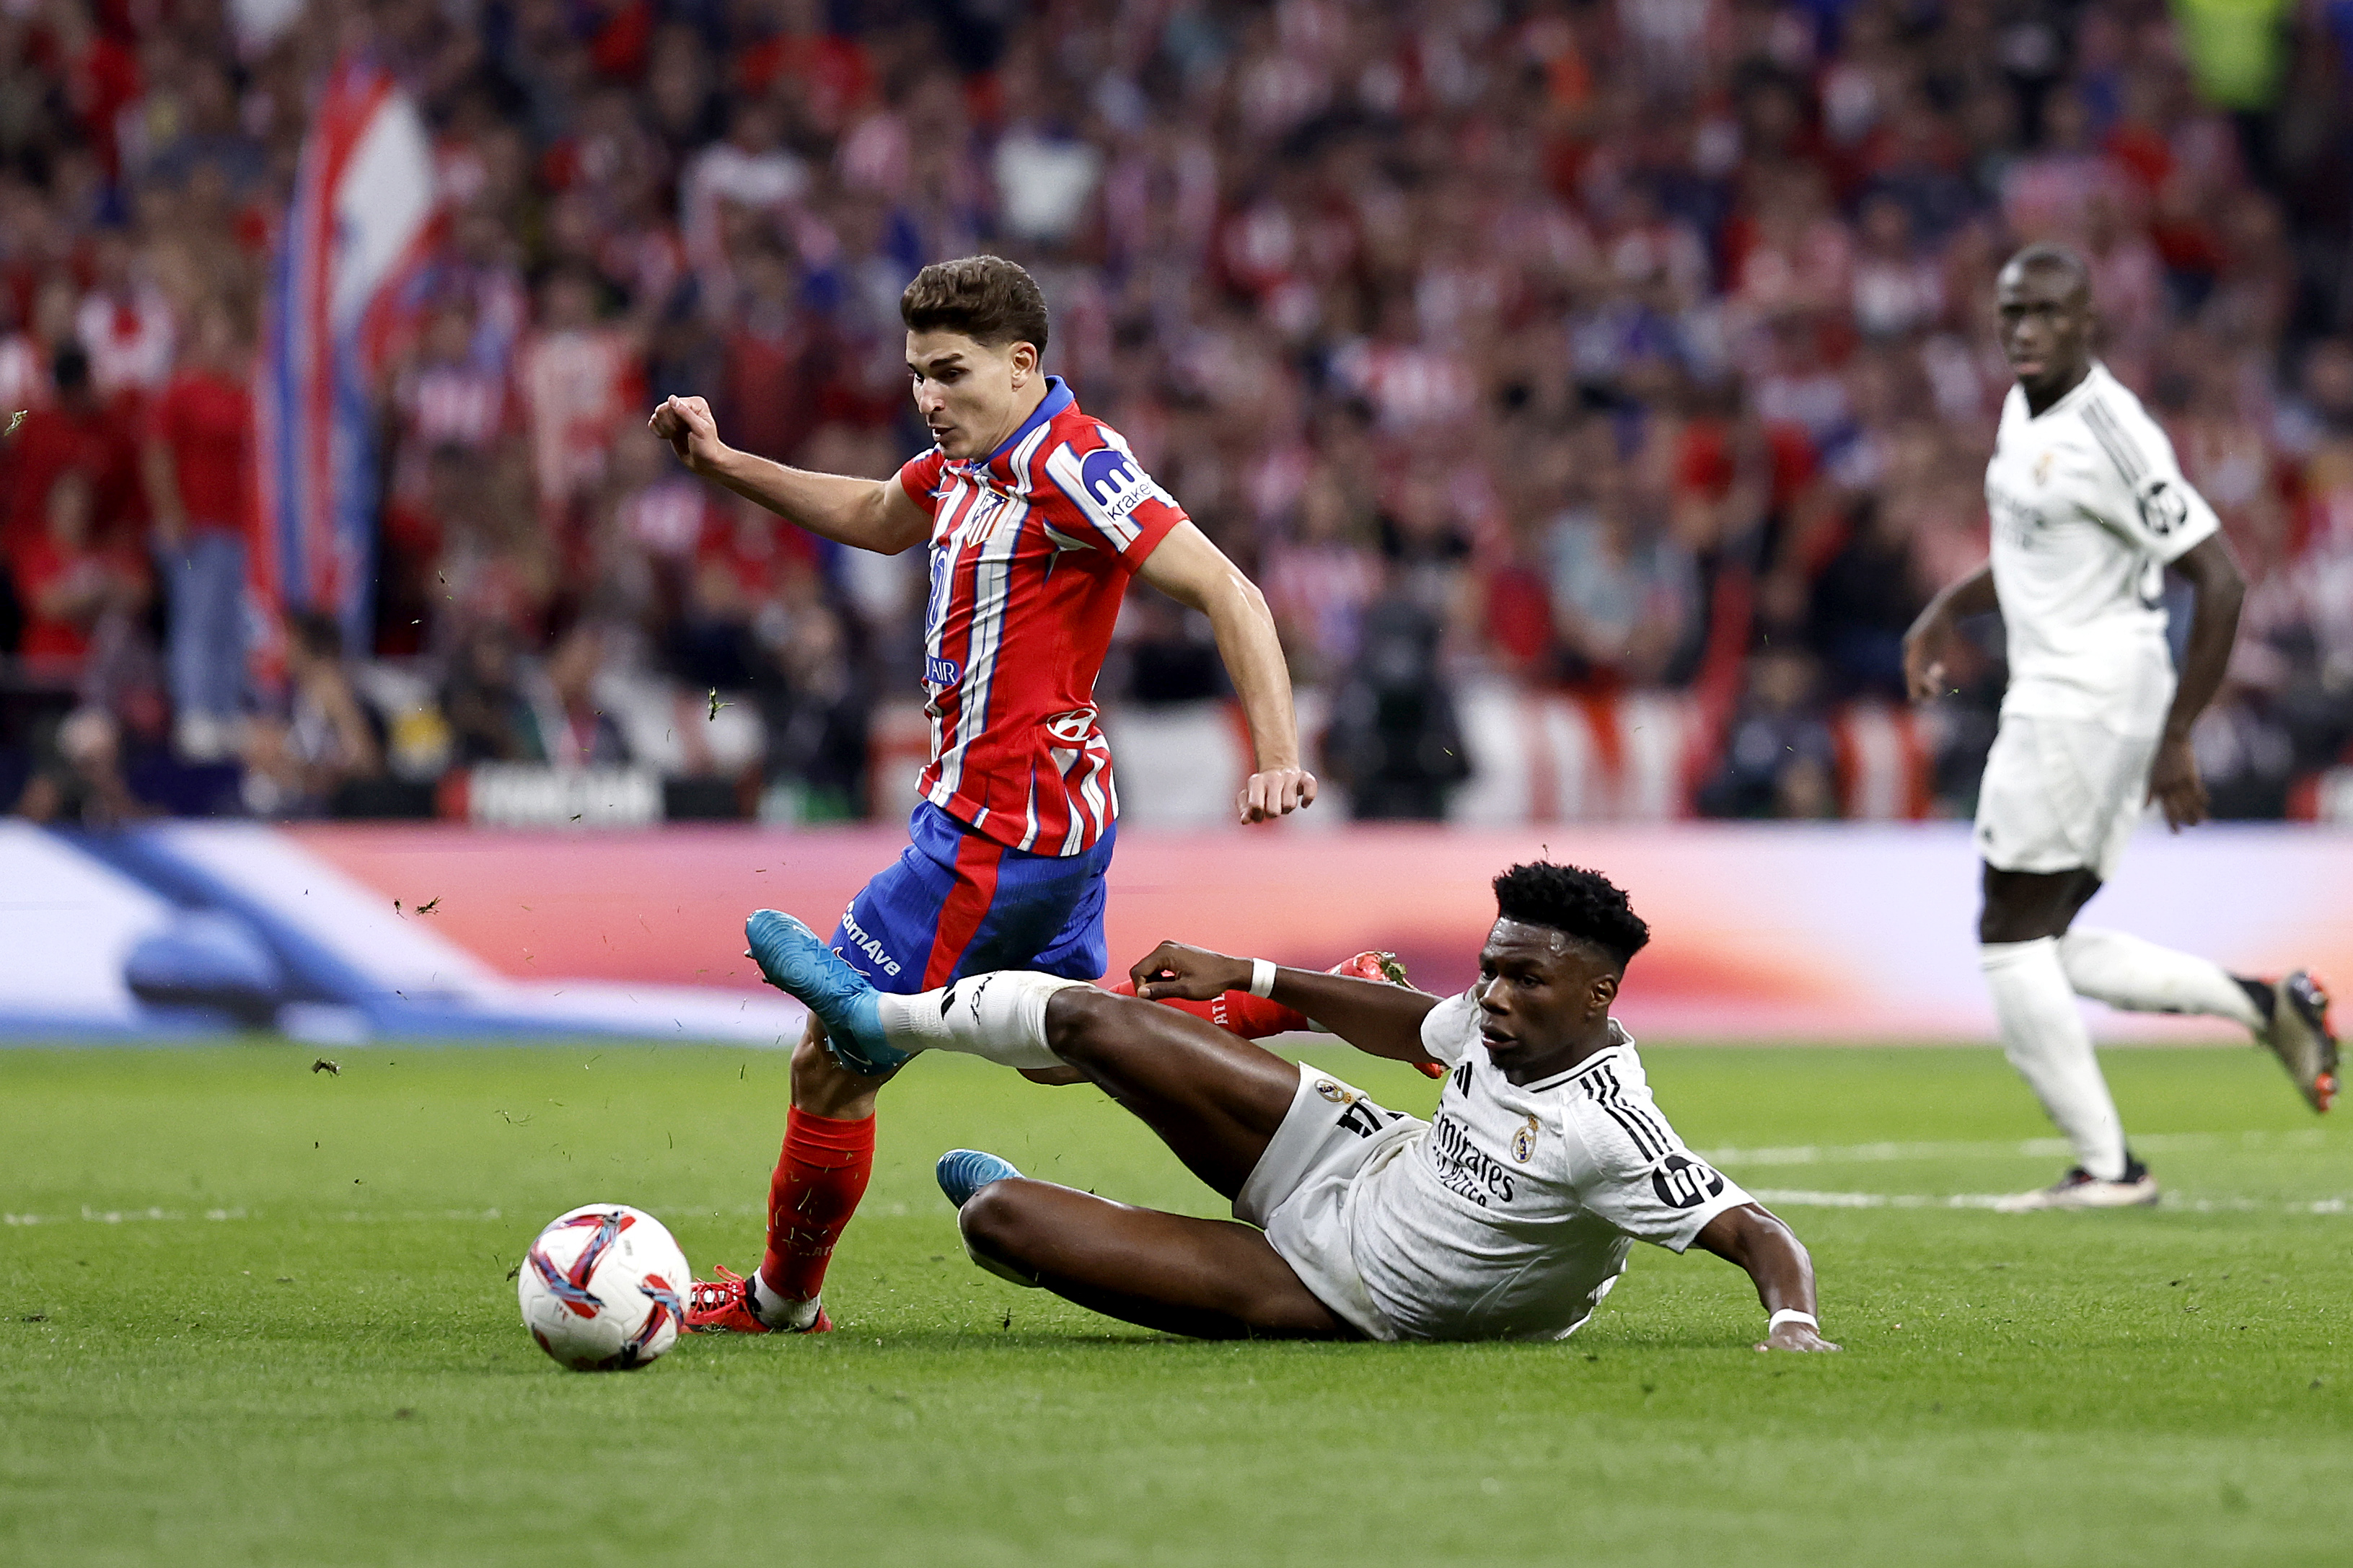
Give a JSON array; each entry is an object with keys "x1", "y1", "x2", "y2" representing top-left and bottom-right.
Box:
[
  {"x1": 1492, "y1": 861, "x2": 1650, "y2": 969},
  {"x1": 901, "y1": 255, "x2": 1050, "y2": 356},
  {"x1": 2002, "y1": 241, "x2": 2090, "y2": 299}
]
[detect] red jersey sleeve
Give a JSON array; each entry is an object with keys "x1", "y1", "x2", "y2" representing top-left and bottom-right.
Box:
[
  {"x1": 1039, "y1": 427, "x2": 1187, "y2": 563},
  {"x1": 897, "y1": 449, "x2": 948, "y2": 515}
]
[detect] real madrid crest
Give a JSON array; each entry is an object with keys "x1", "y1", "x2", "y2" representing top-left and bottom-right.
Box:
[
  {"x1": 1314, "y1": 1079, "x2": 1347, "y2": 1104},
  {"x1": 1510, "y1": 1114, "x2": 1539, "y2": 1164},
  {"x1": 2033, "y1": 450, "x2": 2054, "y2": 486}
]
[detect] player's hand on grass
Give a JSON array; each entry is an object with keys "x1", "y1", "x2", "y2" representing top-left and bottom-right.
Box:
[
  {"x1": 1238, "y1": 767, "x2": 1316, "y2": 824},
  {"x1": 650, "y1": 395, "x2": 726, "y2": 474},
  {"x1": 2147, "y1": 734, "x2": 2208, "y2": 832},
  {"x1": 1758, "y1": 1322, "x2": 1841, "y2": 1353},
  {"x1": 1128, "y1": 941, "x2": 1250, "y2": 1002}
]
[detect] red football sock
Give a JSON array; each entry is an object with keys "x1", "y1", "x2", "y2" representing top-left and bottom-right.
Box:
[
  {"x1": 1109, "y1": 980, "x2": 1310, "y2": 1039},
  {"x1": 758, "y1": 1106, "x2": 875, "y2": 1304}
]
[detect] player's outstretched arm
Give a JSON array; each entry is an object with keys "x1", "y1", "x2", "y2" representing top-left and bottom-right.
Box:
[
  {"x1": 2147, "y1": 532, "x2": 2246, "y2": 832},
  {"x1": 648, "y1": 394, "x2": 930, "y2": 555},
  {"x1": 1133, "y1": 523, "x2": 1317, "y2": 824},
  {"x1": 1901, "y1": 560, "x2": 1999, "y2": 703},
  {"x1": 1692, "y1": 1203, "x2": 1839, "y2": 1353},
  {"x1": 1129, "y1": 941, "x2": 1438, "y2": 1064}
]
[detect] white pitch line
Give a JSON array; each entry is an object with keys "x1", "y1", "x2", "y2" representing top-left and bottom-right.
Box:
[
  {"x1": 1699, "y1": 1127, "x2": 2328, "y2": 1168},
  {"x1": 1749, "y1": 1187, "x2": 2353, "y2": 1215},
  {"x1": 1748, "y1": 1189, "x2": 2007, "y2": 1210}
]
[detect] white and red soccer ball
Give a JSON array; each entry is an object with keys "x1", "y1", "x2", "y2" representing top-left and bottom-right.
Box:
[{"x1": 517, "y1": 1204, "x2": 690, "y2": 1371}]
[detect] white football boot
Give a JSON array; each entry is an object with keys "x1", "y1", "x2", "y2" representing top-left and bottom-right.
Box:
[
  {"x1": 2256, "y1": 970, "x2": 2338, "y2": 1114},
  {"x1": 1994, "y1": 1155, "x2": 2160, "y2": 1213}
]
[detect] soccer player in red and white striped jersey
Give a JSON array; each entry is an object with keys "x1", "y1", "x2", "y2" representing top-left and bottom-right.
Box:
[{"x1": 651, "y1": 256, "x2": 1314, "y2": 1334}]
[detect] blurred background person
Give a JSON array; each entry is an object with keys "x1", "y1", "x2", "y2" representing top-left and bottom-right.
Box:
[
  {"x1": 141, "y1": 296, "x2": 253, "y2": 762},
  {"x1": 239, "y1": 610, "x2": 386, "y2": 818},
  {"x1": 0, "y1": 0, "x2": 2339, "y2": 828},
  {"x1": 14, "y1": 705, "x2": 146, "y2": 828}
]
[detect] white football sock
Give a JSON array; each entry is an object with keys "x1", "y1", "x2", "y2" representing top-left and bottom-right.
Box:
[
  {"x1": 2057, "y1": 927, "x2": 2264, "y2": 1030},
  {"x1": 875, "y1": 971, "x2": 1083, "y2": 1070},
  {"x1": 747, "y1": 1271, "x2": 822, "y2": 1331},
  {"x1": 1981, "y1": 938, "x2": 2129, "y2": 1181}
]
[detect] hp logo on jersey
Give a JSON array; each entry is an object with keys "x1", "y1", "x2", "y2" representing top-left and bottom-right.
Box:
[
  {"x1": 2136, "y1": 477, "x2": 2189, "y2": 537},
  {"x1": 1650, "y1": 1154, "x2": 1725, "y2": 1210},
  {"x1": 1079, "y1": 447, "x2": 1155, "y2": 522}
]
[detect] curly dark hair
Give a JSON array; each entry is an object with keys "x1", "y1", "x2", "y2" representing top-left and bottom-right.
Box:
[
  {"x1": 1491, "y1": 862, "x2": 1651, "y2": 969},
  {"x1": 900, "y1": 255, "x2": 1050, "y2": 355}
]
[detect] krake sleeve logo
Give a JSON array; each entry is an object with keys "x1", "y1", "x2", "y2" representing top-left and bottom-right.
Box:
[{"x1": 1078, "y1": 446, "x2": 1157, "y2": 522}]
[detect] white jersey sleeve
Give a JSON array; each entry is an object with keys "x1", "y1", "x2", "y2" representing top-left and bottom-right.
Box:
[
  {"x1": 1417, "y1": 989, "x2": 1479, "y2": 1068},
  {"x1": 2075, "y1": 384, "x2": 2219, "y2": 565},
  {"x1": 1560, "y1": 1055, "x2": 1751, "y2": 1253}
]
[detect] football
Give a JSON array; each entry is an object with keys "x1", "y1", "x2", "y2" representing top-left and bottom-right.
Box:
[{"x1": 516, "y1": 1204, "x2": 691, "y2": 1372}]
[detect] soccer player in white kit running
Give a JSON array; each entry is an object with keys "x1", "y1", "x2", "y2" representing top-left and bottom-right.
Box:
[
  {"x1": 1904, "y1": 243, "x2": 2339, "y2": 1213},
  {"x1": 742, "y1": 862, "x2": 1837, "y2": 1349}
]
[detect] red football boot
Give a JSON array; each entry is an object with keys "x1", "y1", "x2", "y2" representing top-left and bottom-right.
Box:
[
  {"x1": 1123, "y1": 949, "x2": 1446, "y2": 1078},
  {"x1": 685, "y1": 1264, "x2": 833, "y2": 1335},
  {"x1": 1324, "y1": 953, "x2": 1446, "y2": 1079}
]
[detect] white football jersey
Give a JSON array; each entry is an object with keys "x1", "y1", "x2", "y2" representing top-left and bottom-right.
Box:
[
  {"x1": 1984, "y1": 362, "x2": 2218, "y2": 734},
  {"x1": 1346, "y1": 992, "x2": 1751, "y2": 1342}
]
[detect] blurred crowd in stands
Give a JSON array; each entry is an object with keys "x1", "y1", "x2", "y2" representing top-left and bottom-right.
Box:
[{"x1": 4, "y1": 0, "x2": 2352, "y2": 826}]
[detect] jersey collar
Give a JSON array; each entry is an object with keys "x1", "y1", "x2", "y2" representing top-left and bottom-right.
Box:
[
  {"x1": 980, "y1": 376, "x2": 1073, "y2": 471},
  {"x1": 2020, "y1": 361, "x2": 2105, "y2": 423},
  {"x1": 1511, "y1": 1020, "x2": 1638, "y2": 1095}
]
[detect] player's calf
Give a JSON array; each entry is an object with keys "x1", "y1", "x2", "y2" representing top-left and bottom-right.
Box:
[
  {"x1": 953, "y1": 1173, "x2": 1355, "y2": 1340},
  {"x1": 789, "y1": 1018, "x2": 892, "y2": 1118}
]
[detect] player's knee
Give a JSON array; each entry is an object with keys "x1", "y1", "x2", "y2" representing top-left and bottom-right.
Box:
[
  {"x1": 955, "y1": 1182, "x2": 1037, "y2": 1266},
  {"x1": 1979, "y1": 901, "x2": 2059, "y2": 944},
  {"x1": 1042, "y1": 983, "x2": 1125, "y2": 1063}
]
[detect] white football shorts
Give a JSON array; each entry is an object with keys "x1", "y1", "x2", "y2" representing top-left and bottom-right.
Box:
[
  {"x1": 1234, "y1": 1062, "x2": 1423, "y2": 1342},
  {"x1": 1974, "y1": 714, "x2": 2160, "y2": 883}
]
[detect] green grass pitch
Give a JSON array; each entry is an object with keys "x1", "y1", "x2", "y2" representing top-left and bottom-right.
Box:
[{"x1": 4, "y1": 1039, "x2": 2349, "y2": 1567}]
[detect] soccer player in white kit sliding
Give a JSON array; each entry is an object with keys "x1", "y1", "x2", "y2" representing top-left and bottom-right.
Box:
[
  {"x1": 1904, "y1": 243, "x2": 2338, "y2": 1212},
  {"x1": 740, "y1": 860, "x2": 1837, "y2": 1349}
]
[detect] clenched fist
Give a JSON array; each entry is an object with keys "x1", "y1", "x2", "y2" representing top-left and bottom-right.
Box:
[
  {"x1": 649, "y1": 395, "x2": 727, "y2": 474},
  {"x1": 1238, "y1": 766, "x2": 1317, "y2": 824}
]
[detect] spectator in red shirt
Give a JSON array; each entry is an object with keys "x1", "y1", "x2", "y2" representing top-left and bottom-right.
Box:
[
  {"x1": 5, "y1": 344, "x2": 141, "y2": 557},
  {"x1": 142, "y1": 299, "x2": 254, "y2": 761},
  {"x1": 37, "y1": 0, "x2": 141, "y2": 179},
  {"x1": 11, "y1": 466, "x2": 149, "y2": 677}
]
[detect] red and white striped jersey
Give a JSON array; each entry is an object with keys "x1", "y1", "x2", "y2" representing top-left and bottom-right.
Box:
[{"x1": 894, "y1": 376, "x2": 1187, "y2": 856}]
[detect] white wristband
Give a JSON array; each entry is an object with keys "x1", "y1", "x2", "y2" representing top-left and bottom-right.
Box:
[
  {"x1": 1247, "y1": 958, "x2": 1277, "y2": 998},
  {"x1": 1767, "y1": 1309, "x2": 1817, "y2": 1334}
]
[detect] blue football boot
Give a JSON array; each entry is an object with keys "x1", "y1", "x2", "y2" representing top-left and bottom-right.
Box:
[
  {"x1": 744, "y1": 909, "x2": 907, "y2": 1075},
  {"x1": 936, "y1": 1149, "x2": 1021, "y2": 1208}
]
